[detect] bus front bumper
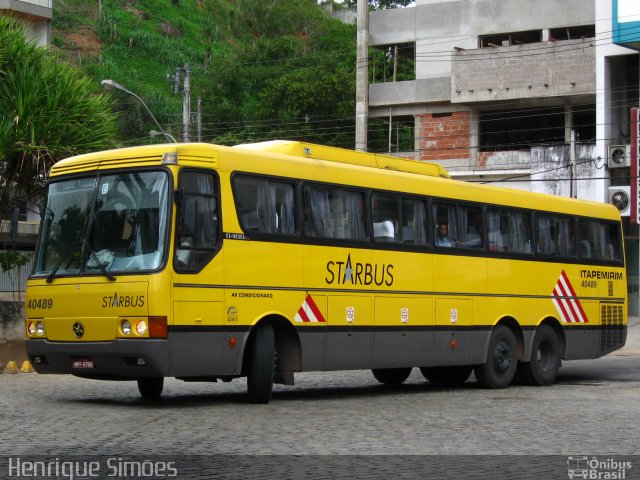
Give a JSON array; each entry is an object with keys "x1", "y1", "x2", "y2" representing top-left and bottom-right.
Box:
[{"x1": 25, "y1": 339, "x2": 170, "y2": 379}]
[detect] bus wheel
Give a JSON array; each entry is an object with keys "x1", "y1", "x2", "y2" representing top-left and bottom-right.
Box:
[
  {"x1": 420, "y1": 366, "x2": 473, "y2": 386},
  {"x1": 475, "y1": 325, "x2": 517, "y2": 389},
  {"x1": 247, "y1": 323, "x2": 275, "y2": 404},
  {"x1": 518, "y1": 324, "x2": 561, "y2": 386},
  {"x1": 137, "y1": 377, "x2": 164, "y2": 398},
  {"x1": 372, "y1": 367, "x2": 412, "y2": 385}
]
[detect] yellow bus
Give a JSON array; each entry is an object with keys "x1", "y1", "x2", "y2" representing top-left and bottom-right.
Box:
[{"x1": 25, "y1": 141, "x2": 627, "y2": 403}]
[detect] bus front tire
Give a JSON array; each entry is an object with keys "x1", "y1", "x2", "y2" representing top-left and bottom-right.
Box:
[
  {"x1": 372, "y1": 367, "x2": 412, "y2": 385},
  {"x1": 420, "y1": 366, "x2": 473, "y2": 386},
  {"x1": 137, "y1": 377, "x2": 164, "y2": 398},
  {"x1": 518, "y1": 324, "x2": 561, "y2": 386},
  {"x1": 247, "y1": 323, "x2": 275, "y2": 404},
  {"x1": 475, "y1": 325, "x2": 517, "y2": 389}
]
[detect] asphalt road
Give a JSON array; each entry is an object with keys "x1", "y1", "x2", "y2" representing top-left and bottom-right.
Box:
[{"x1": 1, "y1": 322, "x2": 639, "y2": 478}]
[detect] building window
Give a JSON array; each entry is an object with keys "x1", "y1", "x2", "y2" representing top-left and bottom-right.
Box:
[
  {"x1": 549, "y1": 25, "x2": 595, "y2": 41},
  {"x1": 370, "y1": 43, "x2": 415, "y2": 83},
  {"x1": 480, "y1": 30, "x2": 541, "y2": 48},
  {"x1": 479, "y1": 106, "x2": 596, "y2": 152}
]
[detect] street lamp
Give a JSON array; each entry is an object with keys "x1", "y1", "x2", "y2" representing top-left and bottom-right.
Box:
[{"x1": 101, "y1": 79, "x2": 177, "y2": 143}]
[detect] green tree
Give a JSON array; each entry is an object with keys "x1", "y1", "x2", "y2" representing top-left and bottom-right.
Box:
[
  {"x1": 0, "y1": 17, "x2": 118, "y2": 205},
  {"x1": 201, "y1": 0, "x2": 357, "y2": 148}
]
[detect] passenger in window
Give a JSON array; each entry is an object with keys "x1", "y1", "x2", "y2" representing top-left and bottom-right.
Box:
[
  {"x1": 435, "y1": 223, "x2": 454, "y2": 247},
  {"x1": 579, "y1": 240, "x2": 591, "y2": 258}
]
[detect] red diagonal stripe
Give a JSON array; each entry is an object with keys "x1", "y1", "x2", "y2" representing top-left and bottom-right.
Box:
[
  {"x1": 297, "y1": 305, "x2": 311, "y2": 323},
  {"x1": 553, "y1": 287, "x2": 575, "y2": 323},
  {"x1": 305, "y1": 295, "x2": 325, "y2": 323},
  {"x1": 554, "y1": 276, "x2": 580, "y2": 323},
  {"x1": 560, "y1": 271, "x2": 588, "y2": 323},
  {"x1": 556, "y1": 280, "x2": 580, "y2": 323},
  {"x1": 561, "y1": 271, "x2": 578, "y2": 297}
]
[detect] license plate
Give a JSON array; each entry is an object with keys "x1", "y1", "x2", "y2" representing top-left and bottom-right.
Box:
[{"x1": 71, "y1": 358, "x2": 95, "y2": 369}]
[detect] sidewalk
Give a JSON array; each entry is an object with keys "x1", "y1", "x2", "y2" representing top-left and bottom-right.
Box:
[{"x1": 617, "y1": 315, "x2": 640, "y2": 355}]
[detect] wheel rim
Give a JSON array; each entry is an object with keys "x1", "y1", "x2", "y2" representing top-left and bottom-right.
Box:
[
  {"x1": 493, "y1": 340, "x2": 513, "y2": 375},
  {"x1": 535, "y1": 339, "x2": 553, "y2": 372}
]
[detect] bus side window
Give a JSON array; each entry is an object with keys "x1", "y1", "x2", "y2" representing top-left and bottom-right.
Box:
[
  {"x1": 402, "y1": 198, "x2": 427, "y2": 245},
  {"x1": 304, "y1": 185, "x2": 365, "y2": 241},
  {"x1": 371, "y1": 192, "x2": 400, "y2": 243},
  {"x1": 487, "y1": 208, "x2": 531, "y2": 254},
  {"x1": 432, "y1": 202, "x2": 456, "y2": 247},
  {"x1": 234, "y1": 175, "x2": 296, "y2": 235},
  {"x1": 578, "y1": 219, "x2": 622, "y2": 262}
]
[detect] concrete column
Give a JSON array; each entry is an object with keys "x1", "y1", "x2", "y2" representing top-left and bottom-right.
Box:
[{"x1": 355, "y1": 0, "x2": 369, "y2": 151}]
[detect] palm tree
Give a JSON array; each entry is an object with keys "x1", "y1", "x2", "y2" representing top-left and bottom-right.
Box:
[{"x1": 0, "y1": 16, "x2": 118, "y2": 207}]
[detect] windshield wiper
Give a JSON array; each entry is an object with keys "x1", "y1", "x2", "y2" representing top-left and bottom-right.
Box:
[
  {"x1": 83, "y1": 241, "x2": 116, "y2": 282},
  {"x1": 46, "y1": 241, "x2": 82, "y2": 284}
]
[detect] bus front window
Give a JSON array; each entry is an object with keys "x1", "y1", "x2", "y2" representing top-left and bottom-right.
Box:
[
  {"x1": 34, "y1": 178, "x2": 96, "y2": 276},
  {"x1": 33, "y1": 171, "x2": 170, "y2": 278},
  {"x1": 91, "y1": 171, "x2": 170, "y2": 272}
]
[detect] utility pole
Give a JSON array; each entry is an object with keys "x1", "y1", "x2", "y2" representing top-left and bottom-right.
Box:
[
  {"x1": 197, "y1": 96, "x2": 202, "y2": 143},
  {"x1": 570, "y1": 129, "x2": 577, "y2": 198},
  {"x1": 355, "y1": 0, "x2": 368, "y2": 151},
  {"x1": 172, "y1": 64, "x2": 191, "y2": 142},
  {"x1": 182, "y1": 64, "x2": 191, "y2": 143}
]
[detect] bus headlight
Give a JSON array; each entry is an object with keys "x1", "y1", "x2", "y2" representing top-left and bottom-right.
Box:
[
  {"x1": 27, "y1": 322, "x2": 36, "y2": 336},
  {"x1": 135, "y1": 319, "x2": 148, "y2": 336},
  {"x1": 36, "y1": 321, "x2": 45, "y2": 337},
  {"x1": 121, "y1": 320, "x2": 132, "y2": 336}
]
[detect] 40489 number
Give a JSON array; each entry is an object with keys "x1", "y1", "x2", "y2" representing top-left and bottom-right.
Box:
[{"x1": 27, "y1": 298, "x2": 53, "y2": 309}]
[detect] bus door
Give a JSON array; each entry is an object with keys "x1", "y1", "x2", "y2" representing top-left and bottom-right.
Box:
[{"x1": 171, "y1": 169, "x2": 225, "y2": 376}]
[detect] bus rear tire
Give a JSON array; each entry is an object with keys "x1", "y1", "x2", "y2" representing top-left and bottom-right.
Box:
[
  {"x1": 372, "y1": 367, "x2": 412, "y2": 385},
  {"x1": 420, "y1": 366, "x2": 473, "y2": 386},
  {"x1": 247, "y1": 323, "x2": 275, "y2": 404},
  {"x1": 137, "y1": 377, "x2": 163, "y2": 398},
  {"x1": 475, "y1": 325, "x2": 517, "y2": 389},
  {"x1": 518, "y1": 324, "x2": 561, "y2": 386}
]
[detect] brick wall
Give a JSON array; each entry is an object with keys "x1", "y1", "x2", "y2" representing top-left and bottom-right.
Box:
[{"x1": 418, "y1": 111, "x2": 470, "y2": 161}]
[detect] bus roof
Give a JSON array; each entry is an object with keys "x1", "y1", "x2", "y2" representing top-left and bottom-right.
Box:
[
  {"x1": 48, "y1": 141, "x2": 621, "y2": 222},
  {"x1": 233, "y1": 140, "x2": 451, "y2": 179}
]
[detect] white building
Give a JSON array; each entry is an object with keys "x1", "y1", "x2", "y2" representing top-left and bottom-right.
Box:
[
  {"x1": 358, "y1": 0, "x2": 639, "y2": 313},
  {"x1": 0, "y1": 0, "x2": 52, "y2": 46}
]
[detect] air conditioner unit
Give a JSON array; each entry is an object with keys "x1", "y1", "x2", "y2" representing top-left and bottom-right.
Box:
[
  {"x1": 608, "y1": 186, "x2": 631, "y2": 216},
  {"x1": 607, "y1": 145, "x2": 631, "y2": 168}
]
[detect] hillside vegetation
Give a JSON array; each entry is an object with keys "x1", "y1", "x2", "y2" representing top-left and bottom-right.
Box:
[{"x1": 52, "y1": 0, "x2": 360, "y2": 148}]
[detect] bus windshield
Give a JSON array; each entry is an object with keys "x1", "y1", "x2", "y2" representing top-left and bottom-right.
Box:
[{"x1": 33, "y1": 171, "x2": 170, "y2": 278}]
